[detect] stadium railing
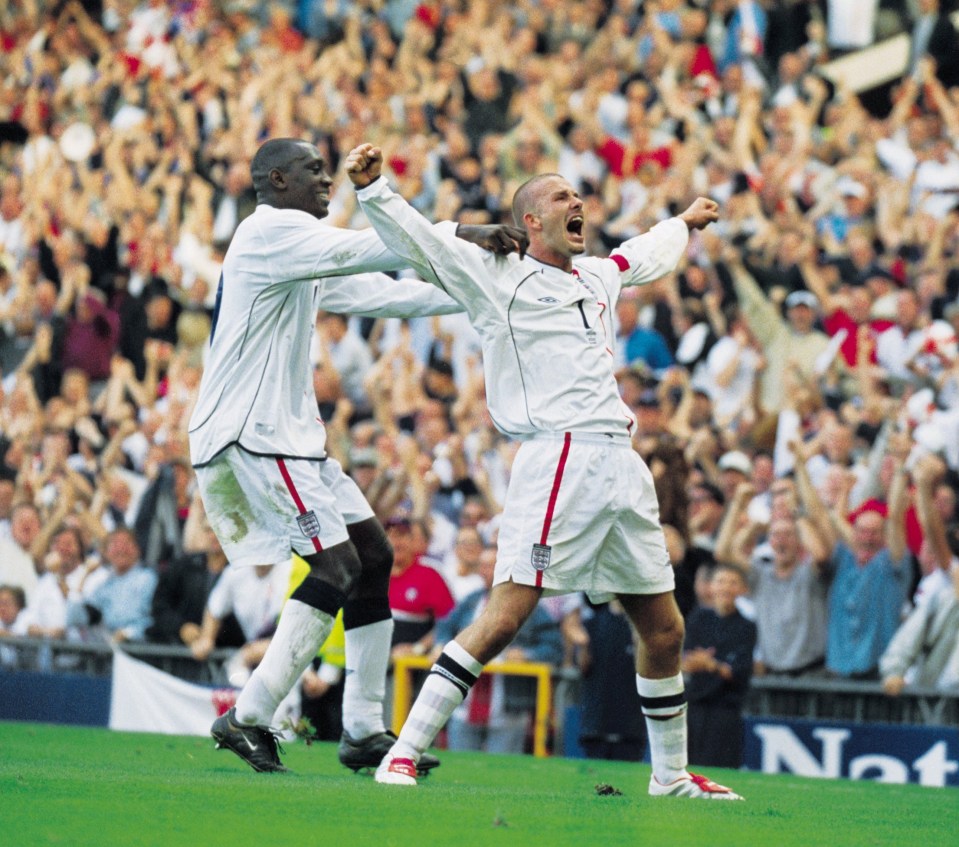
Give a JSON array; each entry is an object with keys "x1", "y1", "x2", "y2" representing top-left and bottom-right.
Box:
[
  {"x1": 4, "y1": 638, "x2": 957, "y2": 748},
  {"x1": 0, "y1": 635, "x2": 235, "y2": 684},
  {"x1": 746, "y1": 674, "x2": 959, "y2": 727}
]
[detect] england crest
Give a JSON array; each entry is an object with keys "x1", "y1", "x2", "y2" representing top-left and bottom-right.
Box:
[
  {"x1": 297, "y1": 510, "x2": 320, "y2": 538},
  {"x1": 531, "y1": 543, "x2": 552, "y2": 571}
]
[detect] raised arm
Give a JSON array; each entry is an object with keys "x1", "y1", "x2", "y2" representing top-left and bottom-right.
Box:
[
  {"x1": 723, "y1": 250, "x2": 784, "y2": 348},
  {"x1": 790, "y1": 438, "x2": 844, "y2": 552},
  {"x1": 347, "y1": 143, "x2": 514, "y2": 307},
  {"x1": 912, "y1": 455, "x2": 952, "y2": 572},
  {"x1": 885, "y1": 445, "x2": 910, "y2": 564},
  {"x1": 714, "y1": 483, "x2": 757, "y2": 571}
]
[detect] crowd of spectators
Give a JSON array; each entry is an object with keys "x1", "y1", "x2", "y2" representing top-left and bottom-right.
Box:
[{"x1": 2, "y1": 0, "x2": 959, "y2": 758}]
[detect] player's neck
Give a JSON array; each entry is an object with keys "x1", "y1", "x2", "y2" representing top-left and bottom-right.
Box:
[{"x1": 526, "y1": 248, "x2": 573, "y2": 274}]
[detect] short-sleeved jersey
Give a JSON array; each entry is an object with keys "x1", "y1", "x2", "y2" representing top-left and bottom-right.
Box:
[
  {"x1": 188, "y1": 204, "x2": 459, "y2": 466},
  {"x1": 356, "y1": 177, "x2": 689, "y2": 439}
]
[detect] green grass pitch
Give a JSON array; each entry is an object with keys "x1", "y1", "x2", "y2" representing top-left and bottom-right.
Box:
[{"x1": 1, "y1": 721, "x2": 955, "y2": 847}]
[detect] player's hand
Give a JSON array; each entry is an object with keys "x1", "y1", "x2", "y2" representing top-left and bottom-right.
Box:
[
  {"x1": 345, "y1": 143, "x2": 383, "y2": 188},
  {"x1": 456, "y1": 223, "x2": 529, "y2": 259},
  {"x1": 190, "y1": 636, "x2": 215, "y2": 661},
  {"x1": 679, "y1": 197, "x2": 720, "y2": 231},
  {"x1": 882, "y1": 675, "x2": 905, "y2": 697}
]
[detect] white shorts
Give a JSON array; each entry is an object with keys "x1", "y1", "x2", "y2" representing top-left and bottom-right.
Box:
[
  {"x1": 195, "y1": 445, "x2": 374, "y2": 567},
  {"x1": 494, "y1": 433, "x2": 674, "y2": 603}
]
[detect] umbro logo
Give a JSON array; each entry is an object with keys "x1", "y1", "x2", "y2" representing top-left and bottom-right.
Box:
[{"x1": 538, "y1": 296, "x2": 560, "y2": 303}]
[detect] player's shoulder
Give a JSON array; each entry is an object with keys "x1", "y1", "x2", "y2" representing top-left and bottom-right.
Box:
[
  {"x1": 573, "y1": 255, "x2": 621, "y2": 282},
  {"x1": 243, "y1": 204, "x2": 322, "y2": 232},
  {"x1": 576, "y1": 253, "x2": 620, "y2": 270}
]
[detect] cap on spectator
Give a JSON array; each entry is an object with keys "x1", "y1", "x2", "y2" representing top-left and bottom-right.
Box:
[
  {"x1": 847, "y1": 499, "x2": 888, "y2": 524},
  {"x1": 837, "y1": 178, "x2": 867, "y2": 199},
  {"x1": 717, "y1": 450, "x2": 753, "y2": 476},
  {"x1": 350, "y1": 447, "x2": 379, "y2": 468},
  {"x1": 784, "y1": 290, "x2": 819, "y2": 311}
]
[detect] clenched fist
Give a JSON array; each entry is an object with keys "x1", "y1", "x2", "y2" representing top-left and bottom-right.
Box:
[{"x1": 345, "y1": 143, "x2": 383, "y2": 188}]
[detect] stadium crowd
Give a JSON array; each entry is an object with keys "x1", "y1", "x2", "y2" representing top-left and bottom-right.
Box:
[{"x1": 2, "y1": 0, "x2": 959, "y2": 763}]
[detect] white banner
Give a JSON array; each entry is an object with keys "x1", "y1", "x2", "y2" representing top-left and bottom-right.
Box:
[{"x1": 109, "y1": 649, "x2": 237, "y2": 736}]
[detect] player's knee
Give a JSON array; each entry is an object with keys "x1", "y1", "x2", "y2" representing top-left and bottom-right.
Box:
[
  {"x1": 348, "y1": 518, "x2": 393, "y2": 579},
  {"x1": 647, "y1": 613, "x2": 685, "y2": 660},
  {"x1": 363, "y1": 534, "x2": 393, "y2": 579},
  {"x1": 290, "y1": 575, "x2": 347, "y2": 617},
  {"x1": 347, "y1": 541, "x2": 392, "y2": 603}
]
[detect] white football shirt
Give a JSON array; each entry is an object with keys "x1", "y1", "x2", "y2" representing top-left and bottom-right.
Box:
[
  {"x1": 188, "y1": 204, "x2": 459, "y2": 466},
  {"x1": 356, "y1": 178, "x2": 689, "y2": 439}
]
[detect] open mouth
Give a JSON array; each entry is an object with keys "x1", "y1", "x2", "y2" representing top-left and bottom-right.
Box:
[{"x1": 566, "y1": 215, "x2": 584, "y2": 237}]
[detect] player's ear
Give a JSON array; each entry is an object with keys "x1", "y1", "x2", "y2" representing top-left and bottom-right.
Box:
[
  {"x1": 523, "y1": 212, "x2": 541, "y2": 232},
  {"x1": 269, "y1": 167, "x2": 286, "y2": 190}
]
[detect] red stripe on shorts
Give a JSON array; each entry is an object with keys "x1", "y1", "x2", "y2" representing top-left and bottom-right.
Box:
[
  {"x1": 537, "y1": 432, "x2": 572, "y2": 587},
  {"x1": 276, "y1": 457, "x2": 322, "y2": 552}
]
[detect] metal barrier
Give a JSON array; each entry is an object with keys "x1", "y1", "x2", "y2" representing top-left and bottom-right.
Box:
[
  {"x1": 747, "y1": 675, "x2": 959, "y2": 728},
  {"x1": 391, "y1": 655, "x2": 554, "y2": 757},
  {"x1": 0, "y1": 635, "x2": 235, "y2": 685},
  {"x1": 4, "y1": 637, "x2": 957, "y2": 745}
]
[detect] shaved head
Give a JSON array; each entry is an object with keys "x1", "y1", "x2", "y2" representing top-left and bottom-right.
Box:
[
  {"x1": 509, "y1": 173, "x2": 584, "y2": 269},
  {"x1": 250, "y1": 138, "x2": 309, "y2": 198},
  {"x1": 511, "y1": 173, "x2": 564, "y2": 227}
]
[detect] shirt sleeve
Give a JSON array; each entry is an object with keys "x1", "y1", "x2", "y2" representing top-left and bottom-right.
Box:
[
  {"x1": 609, "y1": 218, "x2": 690, "y2": 289},
  {"x1": 729, "y1": 262, "x2": 785, "y2": 348},
  {"x1": 355, "y1": 177, "x2": 507, "y2": 322},
  {"x1": 249, "y1": 215, "x2": 404, "y2": 282},
  {"x1": 317, "y1": 272, "x2": 464, "y2": 318}
]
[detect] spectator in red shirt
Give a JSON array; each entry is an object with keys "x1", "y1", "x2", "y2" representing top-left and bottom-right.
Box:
[
  {"x1": 799, "y1": 253, "x2": 892, "y2": 368},
  {"x1": 386, "y1": 516, "x2": 455, "y2": 660},
  {"x1": 62, "y1": 286, "x2": 120, "y2": 383},
  {"x1": 596, "y1": 119, "x2": 674, "y2": 179}
]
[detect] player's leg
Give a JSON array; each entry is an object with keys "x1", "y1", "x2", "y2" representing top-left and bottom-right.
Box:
[
  {"x1": 336, "y1": 516, "x2": 441, "y2": 774},
  {"x1": 232, "y1": 542, "x2": 356, "y2": 729},
  {"x1": 321, "y1": 458, "x2": 441, "y2": 773},
  {"x1": 201, "y1": 449, "x2": 358, "y2": 772},
  {"x1": 619, "y1": 591, "x2": 742, "y2": 800},
  {"x1": 375, "y1": 580, "x2": 541, "y2": 785},
  {"x1": 340, "y1": 516, "x2": 393, "y2": 740}
]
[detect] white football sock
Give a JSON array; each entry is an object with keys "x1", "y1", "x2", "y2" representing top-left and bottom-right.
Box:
[
  {"x1": 342, "y1": 618, "x2": 393, "y2": 738},
  {"x1": 234, "y1": 599, "x2": 334, "y2": 726},
  {"x1": 637, "y1": 672, "x2": 688, "y2": 784},
  {"x1": 391, "y1": 640, "x2": 483, "y2": 762}
]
